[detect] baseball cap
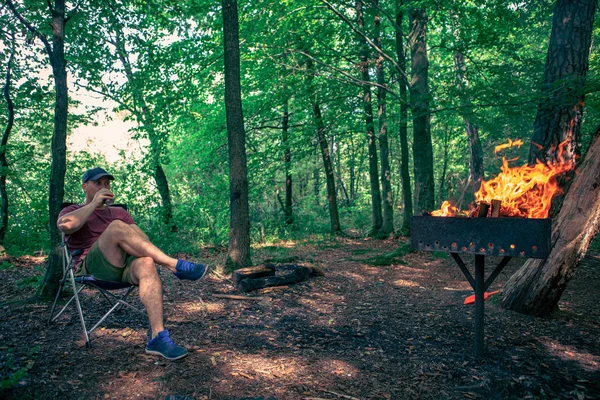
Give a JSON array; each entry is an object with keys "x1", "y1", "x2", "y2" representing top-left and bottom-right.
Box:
[{"x1": 82, "y1": 167, "x2": 115, "y2": 183}]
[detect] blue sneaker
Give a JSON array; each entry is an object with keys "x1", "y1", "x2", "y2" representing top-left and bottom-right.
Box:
[
  {"x1": 145, "y1": 330, "x2": 188, "y2": 360},
  {"x1": 175, "y1": 259, "x2": 208, "y2": 281}
]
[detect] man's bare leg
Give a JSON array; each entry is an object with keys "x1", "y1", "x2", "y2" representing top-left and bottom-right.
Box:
[
  {"x1": 97, "y1": 220, "x2": 177, "y2": 271},
  {"x1": 129, "y1": 256, "x2": 164, "y2": 338}
]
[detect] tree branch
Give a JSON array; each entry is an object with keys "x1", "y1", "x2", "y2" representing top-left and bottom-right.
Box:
[
  {"x1": 72, "y1": 81, "x2": 136, "y2": 115},
  {"x1": 319, "y1": 0, "x2": 408, "y2": 81},
  {"x1": 5, "y1": 0, "x2": 53, "y2": 62}
]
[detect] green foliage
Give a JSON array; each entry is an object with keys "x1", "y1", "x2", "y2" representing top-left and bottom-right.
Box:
[
  {"x1": 0, "y1": 346, "x2": 37, "y2": 391},
  {"x1": 1, "y1": 0, "x2": 598, "y2": 266},
  {"x1": 16, "y1": 275, "x2": 42, "y2": 290},
  {"x1": 589, "y1": 234, "x2": 600, "y2": 252},
  {"x1": 430, "y1": 251, "x2": 450, "y2": 259},
  {"x1": 0, "y1": 261, "x2": 13, "y2": 271}
]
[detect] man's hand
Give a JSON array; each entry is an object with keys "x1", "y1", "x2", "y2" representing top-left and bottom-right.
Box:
[
  {"x1": 58, "y1": 191, "x2": 112, "y2": 234},
  {"x1": 92, "y1": 189, "x2": 114, "y2": 207}
]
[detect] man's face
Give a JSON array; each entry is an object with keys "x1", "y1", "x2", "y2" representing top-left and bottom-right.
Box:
[{"x1": 83, "y1": 177, "x2": 112, "y2": 199}]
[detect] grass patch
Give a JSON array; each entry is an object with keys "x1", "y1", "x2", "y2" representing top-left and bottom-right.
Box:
[
  {"x1": 350, "y1": 248, "x2": 378, "y2": 255},
  {"x1": 0, "y1": 261, "x2": 14, "y2": 271},
  {"x1": 431, "y1": 251, "x2": 449, "y2": 259},
  {"x1": 589, "y1": 234, "x2": 600, "y2": 252},
  {"x1": 367, "y1": 242, "x2": 412, "y2": 266},
  {"x1": 263, "y1": 255, "x2": 302, "y2": 264},
  {"x1": 16, "y1": 275, "x2": 42, "y2": 289},
  {"x1": 255, "y1": 245, "x2": 302, "y2": 265}
]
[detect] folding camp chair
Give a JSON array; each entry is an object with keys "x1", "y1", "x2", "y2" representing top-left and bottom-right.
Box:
[{"x1": 48, "y1": 203, "x2": 146, "y2": 347}]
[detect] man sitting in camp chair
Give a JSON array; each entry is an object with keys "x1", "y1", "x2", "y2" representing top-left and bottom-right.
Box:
[{"x1": 57, "y1": 167, "x2": 207, "y2": 360}]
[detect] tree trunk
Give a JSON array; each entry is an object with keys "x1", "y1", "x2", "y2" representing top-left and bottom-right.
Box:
[
  {"x1": 454, "y1": 50, "x2": 484, "y2": 204},
  {"x1": 409, "y1": 8, "x2": 435, "y2": 213},
  {"x1": 313, "y1": 164, "x2": 320, "y2": 207},
  {"x1": 222, "y1": 0, "x2": 251, "y2": 270},
  {"x1": 501, "y1": 127, "x2": 600, "y2": 316},
  {"x1": 313, "y1": 101, "x2": 342, "y2": 234},
  {"x1": 374, "y1": 0, "x2": 394, "y2": 236},
  {"x1": 41, "y1": 0, "x2": 68, "y2": 299},
  {"x1": 357, "y1": 0, "x2": 382, "y2": 235},
  {"x1": 113, "y1": 26, "x2": 175, "y2": 230},
  {"x1": 348, "y1": 134, "x2": 356, "y2": 203},
  {"x1": 395, "y1": 2, "x2": 412, "y2": 234},
  {"x1": 437, "y1": 128, "x2": 450, "y2": 205},
  {"x1": 529, "y1": 0, "x2": 597, "y2": 165},
  {"x1": 306, "y1": 59, "x2": 341, "y2": 234},
  {"x1": 333, "y1": 136, "x2": 350, "y2": 206},
  {"x1": 282, "y1": 100, "x2": 293, "y2": 225},
  {"x1": 0, "y1": 31, "x2": 16, "y2": 245},
  {"x1": 155, "y1": 164, "x2": 175, "y2": 231}
]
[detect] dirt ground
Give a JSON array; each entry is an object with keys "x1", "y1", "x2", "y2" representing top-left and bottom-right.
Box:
[{"x1": 1, "y1": 237, "x2": 599, "y2": 400}]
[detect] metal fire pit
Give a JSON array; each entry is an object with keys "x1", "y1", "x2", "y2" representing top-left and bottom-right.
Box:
[{"x1": 411, "y1": 216, "x2": 552, "y2": 359}]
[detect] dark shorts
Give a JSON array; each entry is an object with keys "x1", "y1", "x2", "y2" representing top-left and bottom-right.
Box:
[{"x1": 77, "y1": 241, "x2": 137, "y2": 284}]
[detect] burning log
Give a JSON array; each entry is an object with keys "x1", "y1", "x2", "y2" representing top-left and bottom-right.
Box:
[
  {"x1": 477, "y1": 202, "x2": 489, "y2": 218},
  {"x1": 430, "y1": 138, "x2": 575, "y2": 218},
  {"x1": 491, "y1": 200, "x2": 501, "y2": 217}
]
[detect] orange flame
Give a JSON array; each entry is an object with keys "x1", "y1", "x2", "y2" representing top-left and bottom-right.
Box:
[
  {"x1": 431, "y1": 200, "x2": 459, "y2": 216},
  {"x1": 494, "y1": 138, "x2": 524, "y2": 153},
  {"x1": 432, "y1": 139, "x2": 575, "y2": 218}
]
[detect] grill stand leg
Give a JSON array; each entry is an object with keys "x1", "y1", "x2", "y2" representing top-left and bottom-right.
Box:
[
  {"x1": 474, "y1": 255, "x2": 485, "y2": 360},
  {"x1": 450, "y1": 254, "x2": 511, "y2": 360}
]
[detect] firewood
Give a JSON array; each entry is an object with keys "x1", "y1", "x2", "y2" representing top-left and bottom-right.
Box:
[
  {"x1": 477, "y1": 202, "x2": 490, "y2": 218},
  {"x1": 491, "y1": 200, "x2": 501, "y2": 217},
  {"x1": 232, "y1": 265, "x2": 275, "y2": 286},
  {"x1": 213, "y1": 294, "x2": 269, "y2": 301},
  {"x1": 236, "y1": 264, "x2": 323, "y2": 292}
]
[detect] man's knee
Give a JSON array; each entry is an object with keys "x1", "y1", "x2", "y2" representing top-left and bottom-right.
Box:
[{"x1": 132, "y1": 257, "x2": 159, "y2": 281}]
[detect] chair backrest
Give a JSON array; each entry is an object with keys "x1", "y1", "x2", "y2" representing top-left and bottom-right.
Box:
[{"x1": 60, "y1": 202, "x2": 128, "y2": 211}]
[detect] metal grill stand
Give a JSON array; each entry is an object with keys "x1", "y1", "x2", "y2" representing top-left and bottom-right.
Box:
[{"x1": 411, "y1": 216, "x2": 551, "y2": 359}]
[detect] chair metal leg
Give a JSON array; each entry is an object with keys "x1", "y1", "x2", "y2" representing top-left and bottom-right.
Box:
[
  {"x1": 49, "y1": 241, "x2": 146, "y2": 347},
  {"x1": 48, "y1": 277, "x2": 67, "y2": 324},
  {"x1": 49, "y1": 284, "x2": 85, "y2": 323},
  {"x1": 69, "y1": 269, "x2": 91, "y2": 347}
]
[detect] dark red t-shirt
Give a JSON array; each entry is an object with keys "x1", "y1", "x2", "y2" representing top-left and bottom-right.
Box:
[{"x1": 58, "y1": 204, "x2": 135, "y2": 266}]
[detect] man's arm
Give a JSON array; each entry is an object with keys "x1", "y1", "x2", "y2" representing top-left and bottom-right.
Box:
[{"x1": 57, "y1": 189, "x2": 112, "y2": 234}]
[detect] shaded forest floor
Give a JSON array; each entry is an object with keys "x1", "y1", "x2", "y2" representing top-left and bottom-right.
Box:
[{"x1": 1, "y1": 237, "x2": 599, "y2": 400}]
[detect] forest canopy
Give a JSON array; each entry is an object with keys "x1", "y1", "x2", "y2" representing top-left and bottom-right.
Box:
[{"x1": 1, "y1": 0, "x2": 599, "y2": 258}]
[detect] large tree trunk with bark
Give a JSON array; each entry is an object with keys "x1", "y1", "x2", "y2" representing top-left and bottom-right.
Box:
[
  {"x1": 356, "y1": 0, "x2": 382, "y2": 236},
  {"x1": 500, "y1": 0, "x2": 597, "y2": 315},
  {"x1": 223, "y1": 0, "x2": 251, "y2": 270},
  {"x1": 409, "y1": 8, "x2": 434, "y2": 213},
  {"x1": 395, "y1": 1, "x2": 413, "y2": 235},
  {"x1": 529, "y1": 0, "x2": 597, "y2": 165},
  {"x1": 0, "y1": 31, "x2": 16, "y2": 245},
  {"x1": 374, "y1": 0, "x2": 394, "y2": 236},
  {"x1": 501, "y1": 127, "x2": 600, "y2": 316},
  {"x1": 454, "y1": 50, "x2": 484, "y2": 204},
  {"x1": 37, "y1": 0, "x2": 68, "y2": 299}
]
